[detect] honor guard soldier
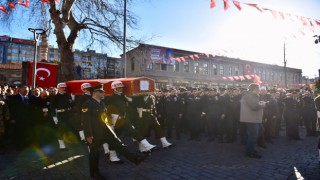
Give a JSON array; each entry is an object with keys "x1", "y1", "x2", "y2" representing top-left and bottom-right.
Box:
[
  {"x1": 301, "y1": 91, "x2": 317, "y2": 136},
  {"x1": 164, "y1": 88, "x2": 182, "y2": 139},
  {"x1": 50, "y1": 82, "x2": 74, "y2": 150},
  {"x1": 81, "y1": 84, "x2": 146, "y2": 179},
  {"x1": 133, "y1": 94, "x2": 174, "y2": 149},
  {"x1": 314, "y1": 90, "x2": 320, "y2": 163},
  {"x1": 105, "y1": 81, "x2": 157, "y2": 153},
  {"x1": 282, "y1": 90, "x2": 303, "y2": 141}
]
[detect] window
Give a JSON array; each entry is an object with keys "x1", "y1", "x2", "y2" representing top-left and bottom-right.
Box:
[
  {"x1": 235, "y1": 66, "x2": 239, "y2": 76},
  {"x1": 219, "y1": 65, "x2": 224, "y2": 76},
  {"x1": 271, "y1": 72, "x2": 274, "y2": 81},
  {"x1": 161, "y1": 64, "x2": 167, "y2": 71},
  {"x1": 146, "y1": 63, "x2": 153, "y2": 70},
  {"x1": 174, "y1": 62, "x2": 179, "y2": 72},
  {"x1": 203, "y1": 63, "x2": 208, "y2": 75},
  {"x1": 131, "y1": 58, "x2": 135, "y2": 71},
  {"x1": 183, "y1": 62, "x2": 189, "y2": 72},
  {"x1": 212, "y1": 64, "x2": 218, "y2": 75},
  {"x1": 194, "y1": 62, "x2": 199, "y2": 74},
  {"x1": 228, "y1": 66, "x2": 232, "y2": 76}
]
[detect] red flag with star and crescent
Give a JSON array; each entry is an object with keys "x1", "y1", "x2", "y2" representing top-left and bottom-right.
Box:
[{"x1": 28, "y1": 61, "x2": 59, "y2": 88}]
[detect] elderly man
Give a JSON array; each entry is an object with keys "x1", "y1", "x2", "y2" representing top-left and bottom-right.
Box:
[{"x1": 240, "y1": 83, "x2": 267, "y2": 159}]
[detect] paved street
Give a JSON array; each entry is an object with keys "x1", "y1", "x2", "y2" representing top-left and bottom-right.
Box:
[{"x1": 0, "y1": 127, "x2": 319, "y2": 180}]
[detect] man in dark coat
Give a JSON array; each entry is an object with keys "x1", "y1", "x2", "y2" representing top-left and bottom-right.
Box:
[{"x1": 10, "y1": 86, "x2": 31, "y2": 150}]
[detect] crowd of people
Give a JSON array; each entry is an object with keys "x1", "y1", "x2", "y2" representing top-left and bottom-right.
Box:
[{"x1": 0, "y1": 82, "x2": 319, "y2": 179}]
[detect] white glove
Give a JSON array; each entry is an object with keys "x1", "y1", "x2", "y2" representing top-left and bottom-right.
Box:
[
  {"x1": 317, "y1": 111, "x2": 320, "y2": 118},
  {"x1": 79, "y1": 130, "x2": 85, "y2": 141},
  {"x1": 71, "y1": 93, "x2": 75, "y2": 101},
  {"x1": 53, "y1": 116, "x2": 58, "y2": 124},
  {"x1": 137, "y1": 108, "x2": 143, "y2": 118},
  {"x1": 108, "y1": 125, "x2": 115, "y2": 131},
  {"x1": 111, "y1": 114, "x2": 119, "y2": 125}
]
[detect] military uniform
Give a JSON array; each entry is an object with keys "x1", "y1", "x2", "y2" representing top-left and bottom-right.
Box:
[
  {"x1": 282, "y1": 95, "x2": 302, "y2": 140},
  {"x1": 301, "y1": 94, "x2": 317, "y2": 136},
  {"x1": 82, "y1": 89, "x2": 144, "y2": 178},
  {"x1": 164, "y1": 92, "x2": 182, "y2": 139},
  {"x1": 50, "y1": 91, "x2": 74, "y2": 149}
]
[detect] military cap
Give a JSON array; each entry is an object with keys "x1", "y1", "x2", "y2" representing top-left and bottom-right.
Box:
[
  {"x1": 191, "y1": 87, "x2": 198, "y2": 92},
  {"x1": 179, "y1": 87, "x2": 188, "y2": 92},
  {"x1": 89, "y1": 84, "x2": 105, "y2": 93}
]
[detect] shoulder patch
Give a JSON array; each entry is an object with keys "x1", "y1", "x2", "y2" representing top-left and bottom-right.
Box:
[{"x1": 82, "y1": 108, "x2": 88, "y2": 112}]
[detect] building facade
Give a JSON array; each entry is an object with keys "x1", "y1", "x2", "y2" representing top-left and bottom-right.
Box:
[
  {"x1": 0, "y1": 35, "x2": 122, "y2": 84},
  {"x1": 125, "y1": 44, "x2": 302, "y2": 89}
]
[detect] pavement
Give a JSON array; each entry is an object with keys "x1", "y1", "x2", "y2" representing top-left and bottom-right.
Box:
[{"x1": 0, "y1": 126, "x2": 319, "y2": 180}]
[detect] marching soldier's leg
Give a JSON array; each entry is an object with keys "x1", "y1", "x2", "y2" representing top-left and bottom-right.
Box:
[
  {"x1": 105, "y1": 126, "x2": 147, "y2": 164},
  {"x1": 119, "y1": 119, "x2": 156, "y2": 153},
  {"x1": 88, "y1": 139, "x2": 103, "y2": 178}
]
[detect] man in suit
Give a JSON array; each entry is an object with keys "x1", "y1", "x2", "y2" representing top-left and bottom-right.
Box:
[{"x1": 10, "y1": 86, "x2": 31, "y2": 150}]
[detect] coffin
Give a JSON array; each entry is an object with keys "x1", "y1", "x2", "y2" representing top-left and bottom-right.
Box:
[{"x1": 66, "y1": 77, "x2": 155, "y2": 96}]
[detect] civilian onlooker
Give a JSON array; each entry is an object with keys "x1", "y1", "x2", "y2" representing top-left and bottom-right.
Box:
[{"x1": 240, "y1": 83, "x2": 266, "y2": 159}]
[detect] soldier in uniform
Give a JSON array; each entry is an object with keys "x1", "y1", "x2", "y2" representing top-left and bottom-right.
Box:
[
  {"x1": 301, "y1": 91, "x2": 317, "y2": 136},
  {"x1": 282, "y1": 90, "x2": 303, "y2": 141},
  {"x1": 29, "y1": 90, "x2": 56, "y2": 146},
  {"x1": 50, "y1": 82, "x2": 74, "y2": 150},
  {"x1": 105, "y1": 81, "x2": 157, "y2": 153},
  {"x1": 314, "y1": 90, "x2": 320, "y2": 163},
  {"x1": 185, "y1": 88, "x2": 203, "y2": 141},
  {"x1": 155, "y1": 89, "x2": 166, "y2": 130},
  {"x1": 133, "y1": 93, "x2": 174, "y2": 148},
  {"x1": 82, "y1": 84, "x2": 146, "y2": 179},
  {"x1": 164, "y1": 88, "x2": 182, "y2": 139}
]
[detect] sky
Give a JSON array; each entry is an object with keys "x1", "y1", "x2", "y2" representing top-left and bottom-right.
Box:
[{"x1": 0, "y1": 0, "x2": 319, "y2": 78}]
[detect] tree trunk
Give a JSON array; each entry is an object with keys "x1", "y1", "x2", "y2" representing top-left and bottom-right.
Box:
[{"x1": 59, "y1": 45, "x2": 77, "y2": 82}]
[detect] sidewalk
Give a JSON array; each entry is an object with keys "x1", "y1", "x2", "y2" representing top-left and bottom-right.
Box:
[{"x1": 0, "y1": 127, "x2": 319, "y2": 179}]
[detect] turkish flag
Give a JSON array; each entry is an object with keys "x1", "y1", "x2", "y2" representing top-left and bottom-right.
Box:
[{"x1": 28, "y1": 62, "x2": 59, "y2": 88}]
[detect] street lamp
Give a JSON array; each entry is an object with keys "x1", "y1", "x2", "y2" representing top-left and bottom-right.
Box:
[{"x1": 28, "y1": 28, "x2": 46, "y2": 89}]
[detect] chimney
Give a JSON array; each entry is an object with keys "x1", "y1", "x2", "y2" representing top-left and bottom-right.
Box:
[{"x1": 39, "y1": 33, "x2": 49, "y2": 61}]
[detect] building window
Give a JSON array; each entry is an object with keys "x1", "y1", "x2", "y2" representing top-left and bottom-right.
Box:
[
  {"x1": 212, "y1": 64, "x2": 218, "y2": 75},
  {"x1": 161, "y1": 64, "x2": 167, "y2": 71},
  {"x1": 271, "y1": 72, "x2": 274, "y2": 81},
  {"x1": 183, "y1": 62, "x2": 189, "y2": 72},
  {"x1": 131, "y1": 59, "x2": 135, "y2": 71},
  {"x1": 174, "y1": 62, "x2": 179, "y2": 72},
  {"x1": 219, "y1": 65, "x2": 224, "y2": 76},
  {"x1": 262, "y1": 71, "x2": 265, "y2": 80},
  {"x1": 194, "y1": 62, "x2": 199, "y2": 74},
  {"x1": 228, "y1": 66, "x2": 232, "y2": 76},
  {"x1": 235, "y1": 66, "x2": 239, "y2": 76},
  {"x1": 146, "y1": 63, "x2": 153, "y2": 70},
  {"x1": 203, "y1": 63, "x2": 208, "y2": 75}
]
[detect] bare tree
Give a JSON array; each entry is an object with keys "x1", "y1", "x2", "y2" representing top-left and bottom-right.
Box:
[{"x1": 0, "y1": 0, "x2": 141, "y2": 81}]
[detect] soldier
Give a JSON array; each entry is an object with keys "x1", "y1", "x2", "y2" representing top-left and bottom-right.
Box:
[
  {"x1": 29, "y1": 90, "x2": 56, "y2": 146},
  {"x1": 185, "y1": 88, "x2": 203, "y2": 141},
  {"x1": 50, "y1": 82, "x2": 74, "y2": 150},
  {"x1": 314, "y1": 91, "x2": 320, "y2": 163},
  {"x1": 133, "y1": 93, "x2": 174, "y2": 148},
  {"x1": 266, "y1": 90, "x2": 281, "y2": 141},
  {"x1": 226, "y1": 88, "x2": 241, "y2": 143},
  {"x1": 282, "y1": 90, "x2": 303, "y2": 141},
  {"x1": 164, "y1": 88, "x2": 182, "y2": 139},
  {"x1": 105, "y1": 81, "x2": 157, "y2": 153},
  {"x1": 301, "y1": 91, "x2": 317, "y2": 136},
  {"x1": 205, "y1": 88, "x2": 221, "y2": 142},
  {"x1": 82, "y1": 84, "x2": 146, "y2": 179}
]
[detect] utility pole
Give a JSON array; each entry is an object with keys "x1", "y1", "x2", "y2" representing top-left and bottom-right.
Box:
[{"x1": 284, "y1": 42, "x2": 287, "y2": 88}]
